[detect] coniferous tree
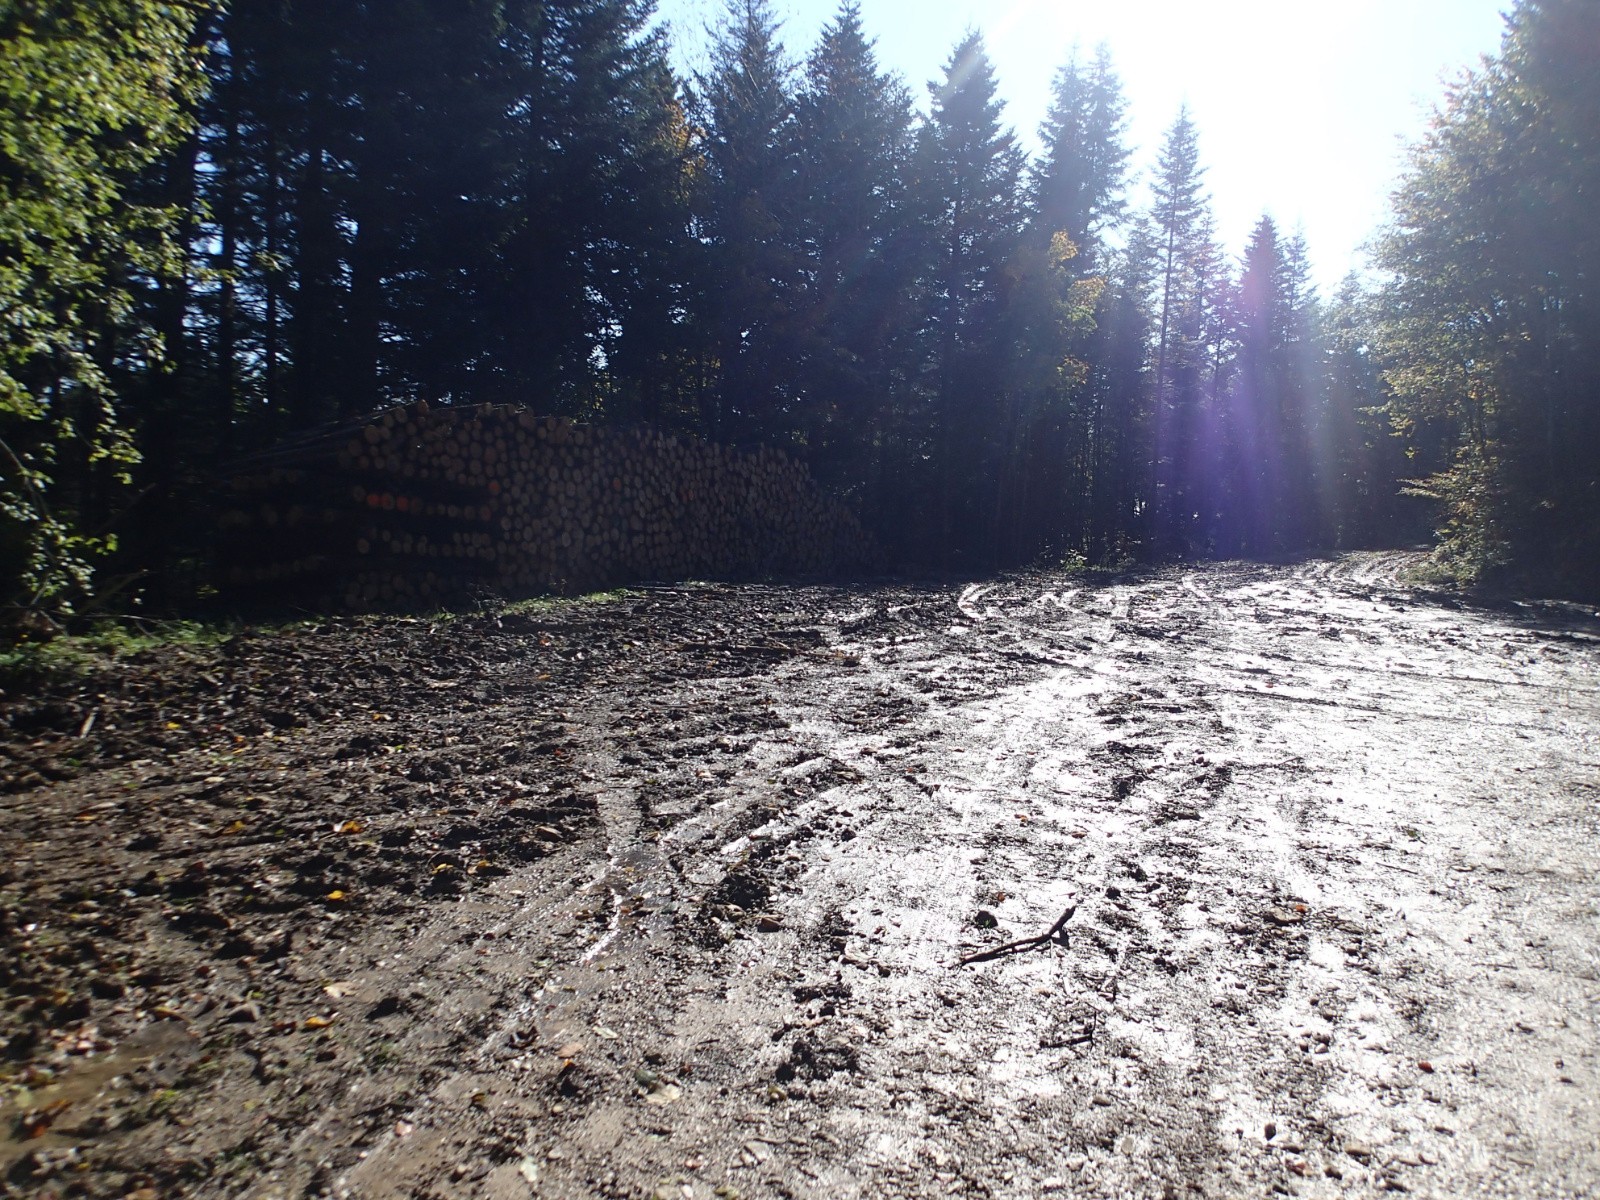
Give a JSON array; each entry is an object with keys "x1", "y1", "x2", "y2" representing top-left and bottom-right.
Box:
[
  {"x1": 1318, "y1": 278, "x2": 1416, "y2": 548},
  {"x1": 493, "y1": 0, "x2": 690, "y2": 412},
  {"x1": 918, "y1": 31, "x2": 1026, "y2": 562},
  {"x1": 695, "y1": 0, "x2": 801, "y2": 443},
  {"x1": 1031, "y1": 44, "x2": 1130, "y2": 272},
  {"x1": 791, "y1": 2, "x2": 917, "y2": 491},
  {"x1": 1148, "y1": 107, "x2": 1220, "y2": 549},
  {"x1": 1010, "y1": 43, "x2": 1131, "y2": 559}
]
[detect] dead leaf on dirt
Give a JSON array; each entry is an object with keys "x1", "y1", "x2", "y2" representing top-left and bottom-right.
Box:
[
  {"x1": 594, "y1": 1026, "x2": 619, "y2": 1040},
  {"x1": 325, "y1": 890, "x2": 348, "y2": 902},
  {"x1": 323, "y1": 982, "x2": 358, "y2": 999},
  {"x1": 219, "y1": 819, "x2": 248, "y2": 835},
  {"x1": 644, "y1": 1083, "x2": 682, "y2": 1106},
  {"x1": 336, "y1": 820, "x2": 365, "y2": 834},
  {"x1": 20, "y1": 1099, "x2": 72, "y2": 1139},
  {"x1": 304, "y1": 1015, "x2": 336, "y2": 1030},
  {"x1": 1418, "y1": 1061, "x2": 1435, "y2": 1073}
]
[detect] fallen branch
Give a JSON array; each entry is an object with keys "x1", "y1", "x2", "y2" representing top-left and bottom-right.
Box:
[{"x1": 959, "y1": 905, "x2": 1076, "y2": 966}]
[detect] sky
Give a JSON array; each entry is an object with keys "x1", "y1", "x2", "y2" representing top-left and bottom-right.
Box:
[{"x1": 650, "y1": 0, "x2": 1513, "y2": 292}]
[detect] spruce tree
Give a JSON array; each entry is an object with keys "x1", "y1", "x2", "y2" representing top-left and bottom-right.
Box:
[
  {"x1": 791, "y1": 2, "x2": 917, "y2": 490},
  {"x1": 1148, "y1": 107, "x2": 1220, "y2": 549},
  {"x1": 1031, "y1": 44, "x2": 1130, "y2": 271},
  {"x1": 918, "y1": 31, "x2": 1026, "y2": 561},
  {"x1": 695, "y1": 0, "x2": 801, "y2": 442}
]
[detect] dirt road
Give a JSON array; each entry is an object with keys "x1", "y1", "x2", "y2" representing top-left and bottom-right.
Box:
[{"x1": 3, "y1": 554, "x2": 1597, "y2": 1199}]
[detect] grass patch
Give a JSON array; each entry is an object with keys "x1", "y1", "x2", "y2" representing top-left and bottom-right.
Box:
[
  {"x1": 0, "y1": 617, "x2": 233, "y2": 686},
  {"x1": 500, "y1": 587, "x2": 637, "y2": 616}
]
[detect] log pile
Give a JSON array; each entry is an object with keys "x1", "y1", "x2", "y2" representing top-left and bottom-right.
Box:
[{"x1": 217, "y1": 401, "x2": 874, "y2": 611}]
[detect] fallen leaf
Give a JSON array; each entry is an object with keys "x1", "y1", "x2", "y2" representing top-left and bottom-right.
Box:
[
  {"x1": 336, "y1": 820, "x2": 364, "y2": 834},
  {"x1": 644, "y1": 1083, "x2": 681, "y2": 1106},
  {"x1": 323, "y1": 982, "x2": 358, "y2": 999},
  {"x1": 304, "y1": 1015, "x2": 336, "y2": 1030},
  {"x1": 325, "y1": 890, "x2": 347, "y2": 902},
  {"x1": 1418, "y1": 1060, "x2": 1434, "y2": 1073},
  {"x1": 594, "y1": 1026, "x2": 619, "y2": 1040},
  {"x1": 21, "y1": 1100, "x2": 72, "y2": 1139}
]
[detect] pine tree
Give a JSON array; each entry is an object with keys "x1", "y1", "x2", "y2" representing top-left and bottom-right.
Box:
[
  {"x1": 1006, "y1": 43, "x2": 1130, "y2": 560},
  {"x1": 1148, "y1": 107, "x2": 1220, "y2": 548},
  {"x1": 918, "y1": 31, "x2": 1026, "y2": 561},
  {"x1": 790, "y1": 1, "x2": 917, "y2": 488},
  {"x1": 694, "y1": 0, "x2": 801, "y2": 442},
  {"x1": 1031, "y1": 44, "x2": 1130, "y2": 272}
]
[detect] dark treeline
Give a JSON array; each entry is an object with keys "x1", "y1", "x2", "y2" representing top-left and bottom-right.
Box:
[{"x1": 3, "y1": 0, "x2": 1597, "y2": 615}]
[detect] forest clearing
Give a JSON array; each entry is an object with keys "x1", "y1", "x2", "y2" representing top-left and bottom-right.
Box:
[
  {"x1": 3, "y1": 1, "x2": 1599, "y2": 1195},
  {"x1": 2, "y1": 554, "x2": 1596, "y2": 1199}
]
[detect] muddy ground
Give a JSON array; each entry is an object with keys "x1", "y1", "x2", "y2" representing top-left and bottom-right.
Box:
[{"x1": 1, "y1": 552, "x2": 1597, "y2": 1200}]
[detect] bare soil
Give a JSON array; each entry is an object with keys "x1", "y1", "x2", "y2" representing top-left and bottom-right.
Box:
[{"x1": 1, "y1": 553, "x2": 1597, "y2": 1200}]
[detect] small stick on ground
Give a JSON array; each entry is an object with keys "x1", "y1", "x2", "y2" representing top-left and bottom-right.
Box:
[{"x1": 959, "y1": 905, "x2": 1076, "y2": 966}]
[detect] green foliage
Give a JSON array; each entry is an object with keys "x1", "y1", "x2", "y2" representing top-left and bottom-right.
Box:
[
  {"x1": 0, "y1": 616, "x2": 227, "y2": 686},
  {"x1": 1375, "y1": 0, "x2": 1600, "y2": 587},
  {"x1": 0, "y1": 0, "x2": 210, "y2": 615}
]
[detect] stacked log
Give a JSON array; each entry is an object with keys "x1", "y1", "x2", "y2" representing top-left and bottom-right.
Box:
[{"x1": 217, "y1": 401, "x2": 874, "y2": 611}]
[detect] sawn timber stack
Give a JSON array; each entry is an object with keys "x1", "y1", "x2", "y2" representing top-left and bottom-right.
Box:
[{"x1": 217, "y1": 402, "x2": 873, "y2": 611}]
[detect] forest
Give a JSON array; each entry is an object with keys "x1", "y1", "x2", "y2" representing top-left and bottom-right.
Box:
[{"x1": 1, "y1": 0, "x2": 1597, "y2": 619}]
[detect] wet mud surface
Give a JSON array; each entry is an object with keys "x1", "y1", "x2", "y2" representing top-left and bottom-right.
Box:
[{"x1": 1, "y1": 553, "x2": 1597, "y2": 1199}]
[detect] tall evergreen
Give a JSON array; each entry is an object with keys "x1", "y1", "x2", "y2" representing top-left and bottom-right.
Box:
[
  {"x1": 918, "y1": 31, "x2": 1026, "y2": 561},
  {"x1": 695, "y1": 0, "x2": 801, "y2": 442},
  {"x1": 1010, "y1": 44, "x2": 1131, "y2": 558},
  {"x1": 493, "y1": 0, "x2": 690, "y2": 412},
  {"x1": 1148, "y1": 107, "x2": 1220, "y2": 548},
  {"x1": 1031, "y1": 44, "x2": 1130, "y2": 271},
  {"x1": 791, "y1": 2, "x2": 917, "y2": 489}
]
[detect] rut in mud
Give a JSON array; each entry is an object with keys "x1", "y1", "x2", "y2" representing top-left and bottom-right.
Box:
[{"x1": 2, "y1": 553, "x2": 1597, "y2": 1200}]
